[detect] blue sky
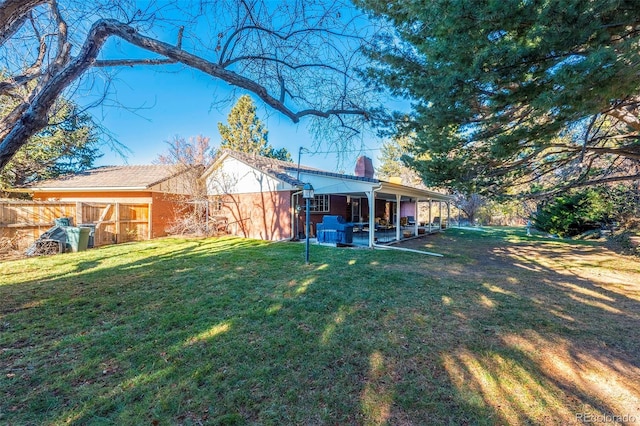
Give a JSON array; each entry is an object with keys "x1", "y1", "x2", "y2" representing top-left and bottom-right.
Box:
[
  {"x1": 88, "y1": 64, "x2": 386, "y2": 173},
  {"x1": 84, "y1": 44, "x2": 388, "y2": 174}
]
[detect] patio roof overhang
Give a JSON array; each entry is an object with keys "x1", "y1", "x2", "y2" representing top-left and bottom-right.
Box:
[
  {"x1": 296, "y1": 170, "x2": 454, "y2": 203},
  {"x1": 376, "y1": 181, "x2": 454, "y2": 203}
]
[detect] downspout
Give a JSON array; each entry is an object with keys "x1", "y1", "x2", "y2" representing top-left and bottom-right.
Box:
[{"x1": 290, "y1": 189, "x2": 302, "y2": 240}]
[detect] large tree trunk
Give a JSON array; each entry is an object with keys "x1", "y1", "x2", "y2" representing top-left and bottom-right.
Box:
[{"x1": 0, "y1": 19, "x2": 112, "y2": 169}]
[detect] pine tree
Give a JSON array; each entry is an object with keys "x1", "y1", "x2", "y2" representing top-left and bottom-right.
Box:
[
  {"x1": 0, "y1": 98, "x2": 101, "y2": 193},
  {"x1": 360, "y1": 0, "x2": 640, "y2": 196},
  {"x1": 217, "y1": 95, "x2": 291, "y2": 161},
  {"x1": 377, "y1": 134, "x2": 424, "y2": 188}
]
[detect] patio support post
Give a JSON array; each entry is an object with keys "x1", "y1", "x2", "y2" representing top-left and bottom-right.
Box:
[
  {"x1": 305, "y1": 197, "x2": 311, "y2": 263},
  {"x1": 439, "y1": 201, "x2": 443, "y2": 230},
  {"x1": 428, "y1": 200, "x2": 432, "y2": 232},
  {"x1": 367, "y1": 191, "x2": 375, "y2": 248},
  {"x1": 414, "y1": 199, "x2": 419, "y2": 236},
  {"x1": 395, "y1": 194, "x2": 401, "y2": 242},
  {"x1": 447, "y1": 202, "x2": 451, "y2": 229}
]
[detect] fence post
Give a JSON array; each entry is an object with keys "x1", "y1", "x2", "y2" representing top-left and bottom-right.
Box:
[
  {"x1": 115, "y1": 202, "x2": 120, "y2": 243},
  {"x1": 148, "y1": 202, "x2": 152, "y2": 240},
  {"x1": 75, "y1": 202, "x2": 82, "y2": 226}
]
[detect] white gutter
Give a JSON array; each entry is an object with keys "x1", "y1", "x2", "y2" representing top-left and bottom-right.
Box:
[
  {"x1": 378, "y1": 181, "x2": 455, "y2": 202},
  {"x1": 290, "y1": 189, "x2": 303, "y2": 240},
  {"x1": 19, "y1": 186, "x2": 150, "y2": 192}
]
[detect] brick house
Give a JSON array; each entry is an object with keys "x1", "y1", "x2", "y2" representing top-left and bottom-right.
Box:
[
  {"x1": 19, "y1": 165, "x2": 198, "y2": 243},
  {"x1": 16, "y1": 151, "x2": 453, "y2": 248},
  {"x1": 202, "y1": 150, "x2": 454, "y2": 247}
]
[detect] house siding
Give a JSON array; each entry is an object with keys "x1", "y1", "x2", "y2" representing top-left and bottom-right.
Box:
[
  {"x1": 205, "y1": 156, "x2": 290, "y2": 195},
  {"x1": 401, "y1": 202, "x2": 417, "y2": 217},
  {"x1": 151, "y1": 193, "x2": 190, "y2": 238},
  {"x1": 219, "y1": 191, "x2": 292, "y2": 241},
  {"x1": 32, "y1": 190, "x2": 153, "y2": 203}
]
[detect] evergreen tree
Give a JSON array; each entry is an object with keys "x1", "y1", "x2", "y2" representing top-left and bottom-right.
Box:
[
  {"x1": 533, "y1": 188, "x2": 616, "y2": 237},
  {"x1": 218, "y1": 95, "x2": 292, "y2": 161},
  {"x1": 377, "y1": 134, "x2": 424, "y2": 187},
  {"x1": 359, "y1": 0, "x2": 640, "y2": 196},
  {"x1": 0, "y1": 98, "x2": 101, "y2": 193}
]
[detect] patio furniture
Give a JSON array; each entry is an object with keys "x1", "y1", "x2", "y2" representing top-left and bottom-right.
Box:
[
  {"x1": 316, "y1": 216, "x2": 354, "y2": 245},
  {"x1": 375, "y1": 217, "x2": 393, "y2": 230},
  {"x1": 407, "y1": 216, "x2": 416, "y2": 226}
]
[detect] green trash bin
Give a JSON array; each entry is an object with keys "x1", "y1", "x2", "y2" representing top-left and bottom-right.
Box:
[{"x1": 66, "y1": 227, "x2": 91, "y2": 252}]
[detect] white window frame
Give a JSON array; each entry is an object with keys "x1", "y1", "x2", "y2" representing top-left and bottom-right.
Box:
[{"x1": 310, "y1": 194, "x2": 330, "y2": 213}]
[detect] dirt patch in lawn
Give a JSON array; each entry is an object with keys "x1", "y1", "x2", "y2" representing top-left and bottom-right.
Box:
[{"x1": 393, "y1": 229, "x2": 640, "y2": 424}]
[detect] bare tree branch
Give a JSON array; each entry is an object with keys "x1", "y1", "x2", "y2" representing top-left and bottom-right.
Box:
[
  {"x1": 604, "y1": 106, "x2": 640, "y2": 132},
  {"x1": 1, "y1": 18, "x2": 114, "y2": 167},
  {"x1": 0, "y1": 0, "x2": 46, "y2": 44},
  {"x1": 530, "y1": 174, "x2": 640, "y2": 199},
  {"x1": 0, "y1": 1, "x2": 374, "y2": 170},
  {"x1": 93, "y1": 58, "x2": 177, "y2": 67}
]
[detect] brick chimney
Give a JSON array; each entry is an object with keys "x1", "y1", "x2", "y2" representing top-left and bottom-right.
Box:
[{"x1": 355, "y1": 156, "x2": 375, "y2": 178}]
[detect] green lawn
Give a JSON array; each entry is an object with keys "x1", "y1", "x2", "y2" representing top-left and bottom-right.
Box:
[{"x1": 1, "y1": 230, "x2": 639, "y2": 425}]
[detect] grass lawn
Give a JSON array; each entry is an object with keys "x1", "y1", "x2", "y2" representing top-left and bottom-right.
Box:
[{"x1": 1, "y1": 229, "x2": 639, "y2": 425}]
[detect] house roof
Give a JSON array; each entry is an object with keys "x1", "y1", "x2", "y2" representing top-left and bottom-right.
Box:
[
  {"x1": 211, "y1": 149, "x2": 380, "y2": 187},
  {"x1": 212, "y1": 150, "x2": 311, "y2": 187},
  {"x1": 21, "y1": 165, "x2": 190, "y2": 191},
  {"x1": 208, "y1": 150, "x2": 453, "y2": 202}
]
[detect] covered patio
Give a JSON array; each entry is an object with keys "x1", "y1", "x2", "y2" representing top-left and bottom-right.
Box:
[
  {"x1": 349, "y1": 182, "x2": 454, "y2": 247},
  {"x1": 295, "y1": 169, "x2": 455, "y2": 248},
  {"x1": 351, "y1": 220, "x2": 444, "y2": 246}
]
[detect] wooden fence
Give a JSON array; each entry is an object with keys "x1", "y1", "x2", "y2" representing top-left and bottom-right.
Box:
[{"x1": 0, "y1": 200, "x2": 151, "y2": 251}]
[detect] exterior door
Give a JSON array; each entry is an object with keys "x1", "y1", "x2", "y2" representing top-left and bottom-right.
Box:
[{"x1": 351, "y1": 198, "x2": 361, "y2": 222}]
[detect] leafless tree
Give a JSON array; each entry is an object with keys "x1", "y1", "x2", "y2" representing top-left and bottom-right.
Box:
[
  {"x1": 455, "y1": 193, "x2": 485, "y2": 225},
  {"x1": 0, "y1": 0, "x2": 377, "y2": 169},
  {"x1": 155, "y1": 134, "x2": 221, "y2": 236}
]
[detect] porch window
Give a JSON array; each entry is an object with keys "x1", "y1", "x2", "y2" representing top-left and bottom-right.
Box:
[
  {"x1": 210, "y1": 197, "x2": 223, "y2": 212},
  {"x1": 310, "y1": 194, "x2": 330, "y2": 212}
]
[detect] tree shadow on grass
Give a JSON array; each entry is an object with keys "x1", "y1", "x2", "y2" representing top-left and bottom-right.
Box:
[
  {"x1": 401, "y1": 230, "x2": 640, "y2": 424},
  {"x1": 0, "y1": 233, "x2": 639, "y2": 424}
]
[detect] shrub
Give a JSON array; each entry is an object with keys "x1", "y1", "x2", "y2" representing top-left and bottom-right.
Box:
[{"x1": 533, "y1": 188, "x2": 615, "y2": 237}]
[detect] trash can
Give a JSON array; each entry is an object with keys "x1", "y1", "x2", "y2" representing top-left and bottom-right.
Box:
[
  {"x1": 79, "y1": 224, "x2": 96, "y2": 248},
  {"x1": 65, "y1": 227, "x2": 91, "y2": 252}
]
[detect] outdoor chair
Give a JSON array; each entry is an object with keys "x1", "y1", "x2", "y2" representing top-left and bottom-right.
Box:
[{"x1": 407, "y1": 216, "x2": 416, "y2": 226}]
